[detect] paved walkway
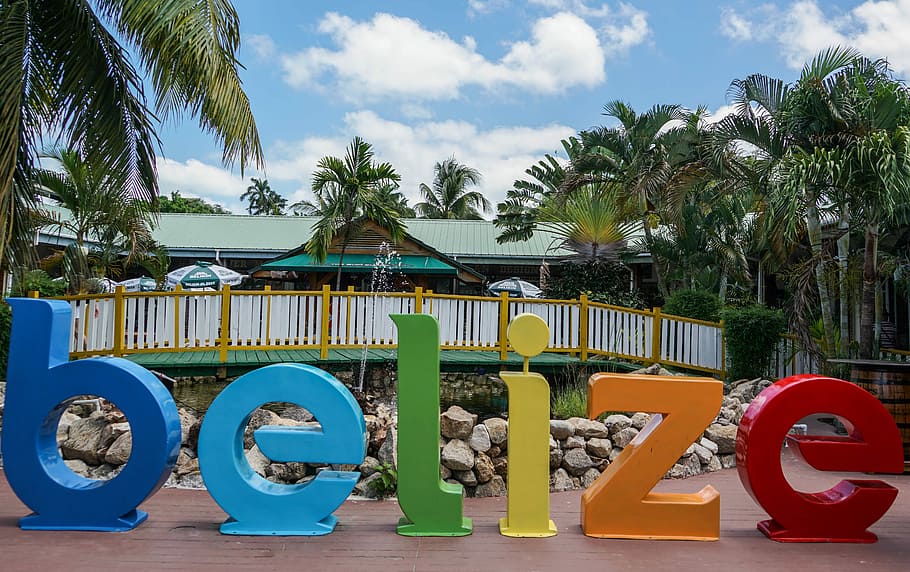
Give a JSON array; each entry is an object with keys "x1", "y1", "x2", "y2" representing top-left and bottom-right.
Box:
[{"x1": 1, "y1": 453, "x2": 908, "y2": 571}]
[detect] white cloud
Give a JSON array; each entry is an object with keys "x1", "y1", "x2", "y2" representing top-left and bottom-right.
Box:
[
  {"x1": 279, "y1": 11, "x2": 607, "y2": 101},
  {"x1": 722, "y1": 1, "x2": 910, "y2": 75},
  {"x1": 160, "y1": 112, "x2": 576, "y2": 216},
  {"x1": 246, "y1": 34, "x2": 277, "y2": 60},
  {"x1": 601, "y1": 3, "x2": 650, "y2": 55}
]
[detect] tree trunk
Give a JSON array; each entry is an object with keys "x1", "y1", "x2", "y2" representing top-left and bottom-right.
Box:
[
  {"x1": 641, "y1": 217, "x2": 669, "y2": 300},
  {"x1": 859, "y1": 222, "x2": 879, "y2": 359},
  {"x1": 807, "y1": 201, "x2": 836, "y2": 354},
  {"x1": 335, "y1": 242, "x2": 348, "y2": 291},
  {"x1": 718, "y1": 268, "x2": 728, "y2": 304},
  {"x1": 836, "y1": 207, "x2": 850, "y2": 356}
]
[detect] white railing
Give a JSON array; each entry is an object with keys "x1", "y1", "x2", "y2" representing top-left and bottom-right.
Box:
[{"x1": 55, "y1": 287, "x2": 727, "y2": 375}]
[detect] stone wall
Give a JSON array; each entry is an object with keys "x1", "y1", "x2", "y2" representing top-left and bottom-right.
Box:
[{"x1": 0, "y1": 376, "x2": 773, "y2": 498}]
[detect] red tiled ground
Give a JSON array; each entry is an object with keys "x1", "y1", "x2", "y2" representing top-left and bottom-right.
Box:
[{"x1": 1, "y1": 453, "x2": 908, "y2": 572}]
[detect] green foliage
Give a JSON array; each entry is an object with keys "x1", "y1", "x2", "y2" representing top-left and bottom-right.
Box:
[
  {"x1": 551, "y1": 382, "x2": 587, "y2": 420},
  {"x1": 158, "y1": 191, "x2": 228, "y2": 214},
  {"x1": 368, "y1": 462, "x2": 398, "y2": 499},
  {"x1": 663, "y1": 289, "x2": 722, "y2": 322},
  {"x1": 723, "y1": 305, "x2": 788, "y2": 382},
  {"x1": 0, "y1": 302, "x2": 10, "y2": 381},
  {"x1": 11, "y1": 269, "x2": 67, "y2": 297},
  {"x1": 544, "y1": 261, "x2": 644, "y2": 308}
]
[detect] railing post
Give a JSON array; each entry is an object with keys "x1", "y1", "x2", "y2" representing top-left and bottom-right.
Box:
[
  {"x1": 173, "y1": 284, "x2": 183, "y2": 349},
  {"x1": 346, "y1": 285, "x2": 355, "y2": 345},
  {"x1": 414, "y1": 286, "x2": 423, "y2": 314},
  {"x1": 320, "y1": 284, "x2": 331, "y2": 359},
  {"x1": 113, "y1": 286, "x2": 125, "y2": 357},
  {"x1": 579, "y1": 293, "x2": 589, "y2": 362},
  {"x1": 651, "y1": 306, "x2": 662, "y2": 365},
  {"x1": 219, "y1": 284, "x2": 231, "y2": 363},
  {"x1": 263, "y1": 285, "x2": 272, "y2": 346},
  {"x1": 27, "y1": 290, "x2": 39, "y2": 298},
  {"x1": 499, "y1": 292, "x2": 510, "y2": 361}
]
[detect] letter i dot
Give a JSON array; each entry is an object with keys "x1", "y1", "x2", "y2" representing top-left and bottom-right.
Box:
[{"x1": 499, "y1": 313, "x2": 558, "y2": 537}]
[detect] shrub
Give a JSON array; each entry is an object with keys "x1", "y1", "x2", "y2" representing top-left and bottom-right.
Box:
[
  {"x1": 545, "y1": 261, "x2": 644, "y2": 308},
  {"x1": 663, "y1": 289, "x2": 722, "y2": 322},
  {"x1": 11, "y1": 269, "x2": 67, "y2": 298},
  {"x1": 368, "y1": 462, "x2": 398, "y2": 499},
  {"x1": 723, "y1": 305, "x2": 787, "y2": 382},
  {"x1": 551, "y1": 382, "x2": 587, "y2": 419}
]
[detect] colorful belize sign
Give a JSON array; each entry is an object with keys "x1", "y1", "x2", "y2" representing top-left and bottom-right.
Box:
[{"x1": 0, "y1": 299, "x2": 905, "y2": 542}]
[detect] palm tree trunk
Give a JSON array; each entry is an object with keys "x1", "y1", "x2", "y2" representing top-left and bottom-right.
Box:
[
  {"x1": 807, "y1": 201, "x2": 836, "y2": 354},
  {"x1": 641, "y1": 217, "x2": 669, "y2": 299},
  {"x1": 859, "y1": 222, "x2": 879, "y2": 359},
  {"x1": 335, "y1": 242, "x2": 347, "y2": 291},
  {"x1": 836, "y1": 208, "x2": 850, "y2": 356}
]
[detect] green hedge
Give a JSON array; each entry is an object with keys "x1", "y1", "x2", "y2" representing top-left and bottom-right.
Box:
[
  {"x1": 663, "y1": 289, "x2": 722, "y2": 322},
  {"x1": 723, "y1": 305, "x2": 787, "y2": 382}
]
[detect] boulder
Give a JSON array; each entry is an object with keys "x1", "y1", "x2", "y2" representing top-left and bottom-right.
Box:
[
  {"x1": 468, "y1": 424, "x2": 492, "y2": 453},
  {"x1": 698, "y1": 437, "x2": 719, "y2": 454},
  {"x1": 492, "y1": 456, "x2": 508, "y2": 477},
  {"x1": 629, "y1": 412, "x2": 651, "y2": 430},
  {"x1": 245, "y1": 445, "x2": 270, "y2": 476},
  {"x1": 440, "y1": 406, "x2": 475, "y2": 439},
  {"x1": 64, "y1": 459, "x2": 90, "y2": 477},
  {"x1": 278, "y1": 405, "x2": 314, "y2": 423},
  {"x1": 586, "y1": 437, "x2": 612, "y2": 458},
  {"x1": 180, "y1": 472, "x2": 206, "y2": 489},
  {"x1": 56, "y1": 411, "x2": 80, "y2": 443},
  {"x1": 549, "y1": 448, "x2": 564, "y2": 470},
  {"x1": 550, "y1": 468, "x2": 574, "y2": 492},
  {"x1": 359, "y1": 456, "x2": 381, "y2": 477},
  {"x1": 580, "y1": 468, "x2": 601, "y2": 488},
  {"x1": 567, "y1": 417, "x2": 609, "y2": 439},
  {"x1": 483, "y1": 417, "x2": 508, "y2": 446},
  {"x1": 454, "y1": 469, "x2": 478, "y2": 487},
  {"x1": 704, "y1": 424, "x2": 738, "y2": 455},
  {"x1": 243, "y1": 409, "x2": 281, "y2": 449},
  {"x1": 474, "y1": 452, "x2": 495, "y2": 483},
  {"x1": 178, "y1": 408, "x2": 197, "y2": 445},
  {"x1": 267, "y1": 462, "x2": 308, "y2": 482},
  {"x1": 562, "y1": 448, "x2": 594, "y2": 476},
  {"x1": 602, "y1": 414, "x2": 633, "y2": 435},
  {"x1": 691, "y1": 442, "x2": 714, "y2": 465},
  {"x1": 176, "y1": 456, "x2": 200, "y2": 477},
  {"x1": 440, "y1": 464, "x2": 452, "y2": 480},
  {"x1": 549, "y1": 420, "x2": 573, "y2": 440},
  {"x1": 608, "y1": 447, "x2": 623, "y2": 462},
  {"x1": 103, "y1": 431, "x2": 132, "y2": 465},
  {"x1": 61, "y1": 414, "x2": 109, "y2": 464},
  {"x1": 612, "y1": 427, "x2": 639, "y2": 448},
  {"x1": 378, "y1": 427, "x2": 398, "y2": 468},
  {"x1": 441, "y1": 439, "x2": 474, "y2": 471},
  {"x1": 563, "y1": 435, "x2": 585, "y2": 450},
  {"x1": 705, "y1": 455, "x2": 723, "y2": 472},
  {"x1": 475, "y1": 475, "x2": 507, "y2": 498},
  {"x1": 353, "y1": 472, "x2": 384, "y2": 499},
  {"x1": 719, "y1": 454, "x2": 737, "y2": 469}
]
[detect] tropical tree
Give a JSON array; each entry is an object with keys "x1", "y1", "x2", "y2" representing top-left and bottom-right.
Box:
[
  {"x1": 31, "y1": 148, "x2": 155, "y2": 292},
  {"x1": 158, "y1": 191, "x2": 229, "y2": 214},
  {"x1": 415, "y1": 158, "x2": 491, "y2": 219},
  {"x1": 306, "y1": 137, "x2": 405, "y2": 289},
  {"x1": 241, "y1": 177, "x2": 286, "y2": 215},
  {"x1": 0, "y1": 0, "x2": 262, "y2": 270}
]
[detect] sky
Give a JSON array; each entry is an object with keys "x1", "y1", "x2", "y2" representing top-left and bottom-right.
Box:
[{"x1": 152, "y1": 0, "x2": 910, "y2": 215}]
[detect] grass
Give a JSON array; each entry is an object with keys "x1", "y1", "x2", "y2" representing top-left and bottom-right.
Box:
[{"x1": 551, "y1": 382, "x2": 588, "y2": 420}]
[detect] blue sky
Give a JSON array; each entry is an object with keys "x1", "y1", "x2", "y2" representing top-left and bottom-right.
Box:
[{"x1": 154, "y1": 0, "x2": 910, "y2": 214}]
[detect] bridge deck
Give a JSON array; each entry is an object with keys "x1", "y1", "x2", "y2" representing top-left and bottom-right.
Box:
[
  {"x1": 1, "y1": 456, "x2": 908, "y2": 571},
  {"x1": 125, "y1": 348, "x2": 633, "y2": 377}
]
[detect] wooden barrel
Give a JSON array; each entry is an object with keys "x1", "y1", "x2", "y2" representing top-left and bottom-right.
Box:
[{"x1": 846, "y1": 360, "x2": 910, "y2": 464}]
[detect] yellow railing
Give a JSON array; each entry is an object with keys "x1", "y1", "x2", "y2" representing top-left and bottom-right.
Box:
[{"x1": 46, "y1": 287, "x2": 728, "y2": 375}]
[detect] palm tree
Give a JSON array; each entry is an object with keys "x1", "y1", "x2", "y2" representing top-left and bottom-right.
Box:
[
  {"x1": 0, "y1": 0, "x2": 263, "y2": 270},
  {"x1": 241, "y1": 177, "x2": 286, "y2": 215},
  {"x1": 31, "y1": 148, "x2": 155, "y2": 292},
  {"x1": 306, "y1": 137, "x2": 405, "y2": 290},
  {"x1": 415, "y1": 158, "x2": 491, "y2": 219}
]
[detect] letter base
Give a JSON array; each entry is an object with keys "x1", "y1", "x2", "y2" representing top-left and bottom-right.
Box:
[
  {"x1": 396, "y1": 516, "x2": 473, "y2": 537},
  {"x1": 20, "y1": 509, "x2": 148, "y2": 532},
  {"x1": 757, "y1": 519, "x2": 878, "y2": 544},
  {"x1": 499, "y1": 517, "x2": 557, "y2": 538},
  {"x1": 220, "y1": 515, "x2": 339, "y2": 536}
]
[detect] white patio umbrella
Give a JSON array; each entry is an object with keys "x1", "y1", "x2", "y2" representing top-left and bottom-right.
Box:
[
  {"x1": 166, "y1": 261, "x2": 244, "y2": 290},
  {"x1": 117, "y1": 276, "x2": 159, "y2": 292},
  {"x1": 487, "y1": 277, "x2": 543, "y2": 298}
]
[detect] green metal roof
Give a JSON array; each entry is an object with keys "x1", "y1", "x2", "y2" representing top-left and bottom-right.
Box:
[{"x1": 260, "y1": 253, "x2": 458, "y2": 275}]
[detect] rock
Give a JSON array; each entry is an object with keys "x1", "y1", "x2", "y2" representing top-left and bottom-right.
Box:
[
  {"x1": 90, "y1": 463, "x2": 120, "y2": 480},
  {"x1": 483, "y1": 417, "x2": 508, "y2": 446},
  {"x1": 602, "y1": 414, "x2": 633, "y2": 435},
  {"x1": 487, "y1": 446, "x2": 501, "y2": 458},
  {"x1": 586, "y1": 437, "x2": 612, "y2": 458},
  {"x1": 244, "y1": 409, "x2": 281, "y2": 449},
  {"x1": 64, "y1": 459, "x2": 90, "y2": 476},
  {"x1": 440, "y1": 464, "x2": 452, "y2": 480},
  {"x1": 719, "y1": 454, "x2": 737, "y2": 469},
  {"x1": 378, "y1": 428, "x2": 398, "y2": 468},
  {"x1": 186, "y1": 418, "x2": 202, "y2": 450},
  {"x1": 567, "y1": 417, "x2": 608, "y2": 438},
  {"x1": 180, "y1": 472, "x2": 206, "y2": 489},
  {"x1": 101, "y1": 421, "x2": 130, "y2": 446},
  {"x1": 706, "y1": 455, "x2": 723, "y2": 472},
  {"x1": 267, "y1": 462, "x2": 308, "y2": 482},
  {"x1": 629, "y1": 412, "x2": 651, "y2": 430},
  {"x1": 581, "y1": 468, "x2": 601, "y2": 488},
  {"x1": 440, "y1": 406, "x2": 475, "y2": 439},
  {"x1": 549, "y1": 448, "x2": 563, "y2": 469},
  {"x1": 104, "y1": 432, "x2": 132, "y2": 465},
  {"x1": 692, "y1": 443, "x2": 714, "y2": 465},
  {"x1": 57, "y1": 411, "x2": 80, "y2": 443},
  {"x1": 61, "y1": 414, "x2": 109, "y2": 464},
  {"x1": 475, "y1": 475, "x2": 507, "y2": 497},
  {"x1": 704, "y1": 424, "x2": 738, "y2": 455},
  {"x1": 550, "y1": 468, "x2": 574, "y2": 492},
  {"x1": 549, "y1": 435, "x2": 558, "y2": 450},
  {"x1": 563, "y1": 435, "x2": 585, "y2": 450},
  {"x1": 178, "y1": 409, "x2": 197, "y2": 445},
  {"x1": 360, "y1": 456, "x2": 381, "y2": 477},
  {"x1": 631, "y1": 363, "x2": 662, "y2": 375},
  {"x1": 492, "y1": 456, "x2": 508, "y2": 477},
  {"x1": 608, "y1": 447, "x2": 623, "y2": 462},
  {"x1": 698, "y1": 437, "x2": 718, "y2": 454},
  {"x1": 591, "y1": 456, "x2": 610, "y2": 472},
  {"x1": 475, "y1": 452, "x2": 495, "y2": 483},
  {"x1": 612, "y1": 427, "x2": 639, "y2": 448},
  {"x1": 353, "y1": 473, "x2": 383, "y2": 499},
  {"x1": 549, "y1": 420, "x2": 573, "y2": 440},
  {"x1": 666, "y1": 455, "x2": 702, "y2": 479},
  {"x1": 176, "y1": 456, "x2": 200, "y2": 477},
  {"x1": 245, "y1": 445, "x2": 270, "y2": 476},
  {"x1": 454, "y1": 469, "x2": 478, "y2": 486},
  {"x1": 683, "y1": 444, "x2": 696, "y2": 457},
  {"x1": 279, "y1": 405, "x2": 314, "y2": 422},
  {"x1": 468, "y1": 424, "x2": 491, "y2": 452},
  {"x1": 441, "y1": 439, "x2": 474, "y2": 471},
  {"x1": 562, "y1": 448, "x2": 594, "y2": 476}
]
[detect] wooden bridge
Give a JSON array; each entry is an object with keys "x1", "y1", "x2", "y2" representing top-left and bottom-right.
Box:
[{"x1": 51, "y1": 286, "x2": 726, "y2": 377}]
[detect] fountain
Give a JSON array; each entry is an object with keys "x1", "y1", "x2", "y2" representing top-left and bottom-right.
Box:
[{"x1": 357, "y1": 242, "x2": 403, "y2": 392}]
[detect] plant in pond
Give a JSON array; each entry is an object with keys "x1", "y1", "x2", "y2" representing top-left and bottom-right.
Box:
[
  {"x1": 551, "y1": 382, "x2": 587, "y2": 420},
  {"x1": 369, "y1": 462, "x2": 398, "y2": 499}
]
